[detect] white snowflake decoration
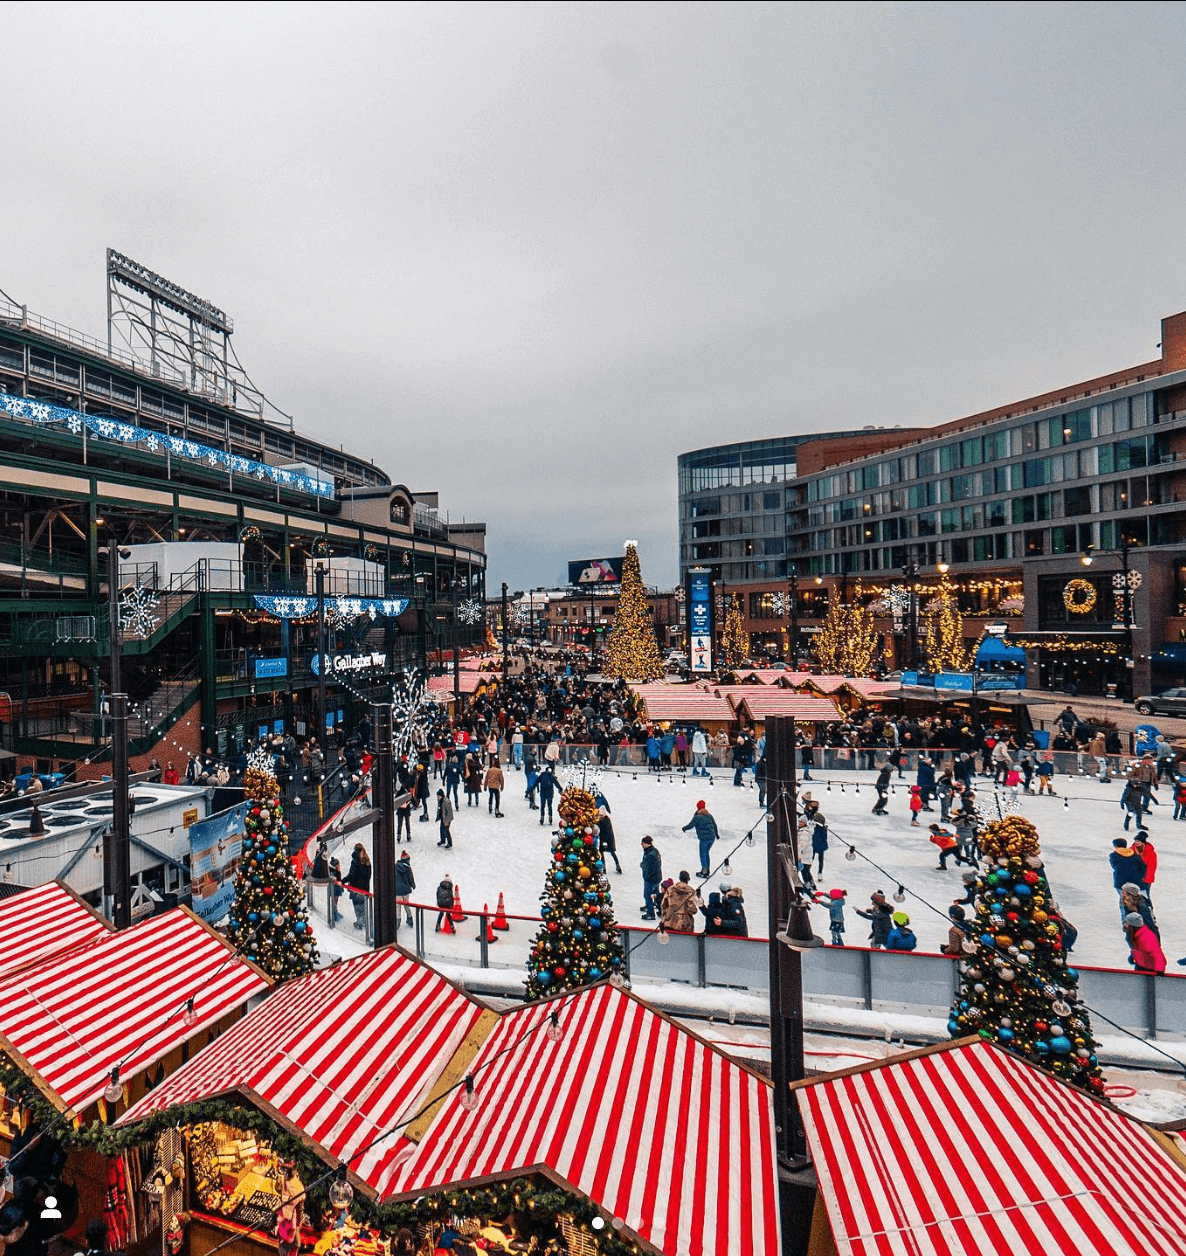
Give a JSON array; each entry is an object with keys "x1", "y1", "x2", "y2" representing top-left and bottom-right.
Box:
[
  {"x1": 246, "y1": 745, "x2": 277, "y2": 775},
  {"x1": 66, "y1": 416, "x2": 82, "y2": 434},
  {"x1": 145, "y1": 434, "x2": 160, "y2": 452},
  {"x1": 561, "y1": 758, "x2": 604, "y2": 796},
  {"x1": 1113, "y1": 571, "x2": 1142, "y2": 591},
  {"x1": 118, "y1": 583, "x2": 161, "y2": 639},
  {"x1": 458, "y1": 598, "x2": 484, "y2": 625},
  {"x1": 883, "y1": 586, "x2": 911, "y2": 615},
  {"x1": 770, "y1": 592, "x2": 787, "y2": 617}
]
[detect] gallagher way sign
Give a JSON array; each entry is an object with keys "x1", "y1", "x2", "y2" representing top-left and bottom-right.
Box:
[{"x1": 310, "y1": 651, "x2": 387, "y2": 676}]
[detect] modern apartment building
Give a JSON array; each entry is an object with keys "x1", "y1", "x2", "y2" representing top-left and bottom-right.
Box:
[{"x1": 677, "y1": 309, "x2": 1186, "y2": 698}]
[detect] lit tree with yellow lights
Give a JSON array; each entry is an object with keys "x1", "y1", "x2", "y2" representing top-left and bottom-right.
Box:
[
  {"x1": 602, "y1": 542, "x2": 664, "y2": 681},
  {"x1": 720, "y1": 594, "x2": 750, "y2": 669},
  {"x1": 812, "y1": 582, "x2": 880, "y2": 675},
  {"x1": 949, "y1": 815, "x2": 1103, "y2": 1094},
  {"x1": 526, "y1": 786, "x2": 624, "y2": 997},
  {"x1": 227, "y1": 765, "x2": 318, "y2": 981},
  {"x1": 924, "y1": 572, "x2": 970, "y2": 672}
]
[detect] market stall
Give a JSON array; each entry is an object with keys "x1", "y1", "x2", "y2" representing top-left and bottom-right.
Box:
[
  {"x1": 0, "y1": 907, "x2": 270, "y2": 1256},
  {"x1": 117, "y1": 948, "x2": 778, "y2": 1256},
  {"x1": 730, "y1": 690, "x2": 841, "y2": 733},
  {"x1": 795, "y1": 1037, "x2": 1186, "y2": 1256},
  {"x1": 0, "y1": 880, "x2": 111, "y2": 978}
]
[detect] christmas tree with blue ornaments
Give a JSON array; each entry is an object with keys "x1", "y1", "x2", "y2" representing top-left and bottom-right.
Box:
[
  {"x1": 227, "y1": 764, "x2": 318, "y2": 981},
  {"x1": 525, "y1": 785, "x2": 624, "y2": 999},
  {"x1": 949, "y1": 814, "x2": 1103, "y2": 1093}
]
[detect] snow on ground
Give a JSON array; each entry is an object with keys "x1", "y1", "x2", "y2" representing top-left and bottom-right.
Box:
[{"x1": 313, "y1": 759, "x2": 1183, "y2": 972}]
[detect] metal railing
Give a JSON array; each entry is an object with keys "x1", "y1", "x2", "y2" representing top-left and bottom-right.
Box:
[{"x1": 301, "y1": 880, "x2": 1186, "y2": 1045}]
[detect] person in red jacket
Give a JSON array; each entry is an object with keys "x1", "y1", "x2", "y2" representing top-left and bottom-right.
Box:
[
  {"x1": 1132, "y1": 834, "x2": 1157, "y2": 904},
  {"x1": 162, "y1": 761, "x2": 180, "y2": 786},
  {"x1": 1125, "y1": 912, "x2": 1167, "y2": 973}
]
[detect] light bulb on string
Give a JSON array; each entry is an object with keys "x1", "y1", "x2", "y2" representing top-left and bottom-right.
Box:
[
  {"x1": 183, "y1": 997, "x2": 198, "y2": 1027},
  {"x1": 546, "y1": 1010, "x2": 564, "y2": 1041},
  {"x1": 845, "y1": 846, "x2": 856, "y2": 862},
  {"x1": 591, "y1": 1217, "x2": 606, "y2": 1231},
  {"x1": 745, "y1": 831, "x2": 756, "y2": 848},
  {"x1": 328, "y1": 1166, "x2": 354, "y2": 1210},
  {"x1": 657, "y1": 924, "x2": 671, "y2": 946},
  {"x1": 722, "y1": 857, "x2": 732, "y2": 876},
  {"x1": 103, "y1": 1067, "x2": 123, "y2": 1104},
  {"x1": 826, "y1": 782, "x2": 831, "y2": 792},
  {"x1": 459, "y1": 1075, "x2": 479, "y2": 1111},
  {"x1": 893, "y1": 885, "x2": 906, "y2": 904}
]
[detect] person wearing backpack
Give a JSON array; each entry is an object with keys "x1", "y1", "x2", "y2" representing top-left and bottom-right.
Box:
[{"x1": 434, "y1": 876, "x2": 455, "y2": 932}]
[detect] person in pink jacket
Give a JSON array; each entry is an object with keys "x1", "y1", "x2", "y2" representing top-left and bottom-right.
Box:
[{"x1": 1124, "y1": 912, "x2": 1167, "y2": 973}]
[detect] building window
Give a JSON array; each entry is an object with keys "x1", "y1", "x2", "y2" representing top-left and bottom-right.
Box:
[
  {"x1": 1064, "y1": 485, "x2": 1092, "y2": 516},
  {"x1": 691, "y1": 497, "x2": 721, "y2": 517},
  {"x1": 762, "y1": 490, "x2": 782, "y2": 510},
  {"x1": 1025, "y1": 529, "x2": 1045, "y2": 556}
]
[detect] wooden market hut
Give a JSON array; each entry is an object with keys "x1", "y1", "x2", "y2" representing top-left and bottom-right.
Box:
[
  {"x1": 118, "y1": 946, "x2": 779, "y2": 1256},
  {"x1": 0, "y1": 880, "x2": 112, "y2": 978},
  {"x1": 794, "y1": 1037, "x2": 1186, "y2": 1256},
  {"x1": 0, "y1": 904, "x2": 270, "y2": 1255}
]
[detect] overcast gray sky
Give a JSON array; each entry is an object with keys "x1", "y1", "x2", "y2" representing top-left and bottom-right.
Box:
[{"x1": 4, "y1": 2, "x2": 1186, "y2": 590}]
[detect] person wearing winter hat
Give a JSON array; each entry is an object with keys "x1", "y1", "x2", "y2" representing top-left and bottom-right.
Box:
[
  {"x1": 1125, "y1": 911, "x2": 1167, "y2": 973},
  {"x1": 681, "y1": 801, "x2": 720, "y2": 879},
  {"x1": 394, "y1": 849, "x2": 415, "y2": 928},
  {"x1": 660, "y1": 870, "x2": 699, "y2": 933},
  {"x1": 886, "y1": 911, "x2": 917, "y2": 951},
  {"x1": 856, "y1": 892, "x2": 893, "y2": 948},
  {"x1": 1109, "y1": 837, "x2": 1147, "y2": 920},
  {"x1": 941, "y1": 904, "x2": 969, "y2": 955},
  {"x1": 822, "y1": 887, "x2": 846, "y2": 946},
  {"x1": 908, "y1": 785, "x2": 923, "y2": 827}
]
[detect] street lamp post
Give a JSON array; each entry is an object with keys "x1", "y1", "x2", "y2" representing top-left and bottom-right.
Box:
[
  {"x1": 314, "y1": 562, "x2": 327, "y2": 743},
  {"x1": 903, "y1": 557, "x2": 920, "y2": 670},
  {"x1": 99, "y1": 538, "x2": 132, "y2": 928},
  {"x1": 1082, "y1": 539, "x2": 1135, "y2": 699},
  {"x1": 788, "y1": 567, "x2": 800, "y2": 666}
]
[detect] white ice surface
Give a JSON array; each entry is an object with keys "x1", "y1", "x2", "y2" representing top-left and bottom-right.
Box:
[{"x1": 311, "y1": 761, "x2": 1182, "y2": 972}]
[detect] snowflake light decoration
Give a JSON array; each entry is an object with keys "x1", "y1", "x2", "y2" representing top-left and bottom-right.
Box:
[
  {"x1": 561, "y1": 757, "x2": 604, "y2": 796},
  {"x1": 118, "y1": 583, "x2": 161, "y2": 639},
  {"x1": 883, "y1": 586, "x2": 911, "y2": 615},
  {"x1": 246, "y1": 745, "x2": 277, "y2": 775},
  {"x1": 770, "y1": 592, "x2": 787, "y2": 617},
  {"x1": 1113, "y1": 571, "x2": 1142, "y2": 591},
  {"x1": 458, "y1": 598, "x2": 484, "y2": 626}
]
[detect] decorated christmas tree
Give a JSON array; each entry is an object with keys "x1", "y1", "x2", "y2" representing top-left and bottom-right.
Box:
[
  {"x1": 924, "y1": 571, "x2": 970, "y2": 672},
  {"x1": 720, "y1": 594, "x2": 750, "y2": 669},
  {"x1": 812, "y1": 581, "x2": 881, "y2": 675},
  {"x1": 949, "y1": 815, "x2": 1104, "y2": 1093},
  {"x1": 227, "y1": 765, "x2": 319, "y2": 981},
  {"x1": 525, "y1": 786, "x2": 624, "y2": 998},
  {"x1": 602, "y1": 542, "x2": 664, "y2": 681}
]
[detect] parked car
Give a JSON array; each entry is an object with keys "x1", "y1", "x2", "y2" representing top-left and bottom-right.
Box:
[{"x1": 1134, "y1": 688, "x2": 1186, "y2": 717}]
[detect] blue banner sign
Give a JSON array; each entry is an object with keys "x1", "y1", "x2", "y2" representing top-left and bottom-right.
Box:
[
  {"x1": 188, "y1": 802, "x2": 248, "y2": 923},
  {"x1": 688, "y1": 569, "x2": 714, "y2": 674},
  {"x1": 254, "y1": 657, "x2": 288, "y2": 679}
]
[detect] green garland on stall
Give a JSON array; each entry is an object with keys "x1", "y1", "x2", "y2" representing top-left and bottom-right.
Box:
[{"x1": 0, "y1": 1062, "x2": 639, "y2": 1253}]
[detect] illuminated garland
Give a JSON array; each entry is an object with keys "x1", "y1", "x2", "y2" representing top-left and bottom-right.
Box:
[
  {"x1": 239, "y1": 525, "x2": 262, "y2": 544},
  {"x1": 1062, "y1": 579, "x2": 1097, "y2": 614},
  {"x1": 1008, "y1": 636, "x2": 1124, "y2": 655}
]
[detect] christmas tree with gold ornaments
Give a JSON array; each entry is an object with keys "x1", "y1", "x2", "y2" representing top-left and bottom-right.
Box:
[
  {"x1": 601, "y1": 542, "x2": 664, "y2": 681},
  {"x1": 720, "y1": 594, "x2": 750, "y2": 669},
  {"x1": 227, "y1": 764, "x2": 318, "y2": 981},
  {"x1": 924, "y1": 571, "x2": 970, "y2": 672},
  {"x1": 812, "y1": 582, "x2": 880, "y2": 675},
  {"x1": 525, "y1": 786, "x2": 624, "y2": 998},
  {"x1": 949, "y1": 815, "x2": 1103, "y2": 1093}
]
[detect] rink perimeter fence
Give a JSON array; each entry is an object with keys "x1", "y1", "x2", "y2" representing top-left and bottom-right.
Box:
[{"x1": 306, "y1": 877, "x2": 1186, "y2": 1044}]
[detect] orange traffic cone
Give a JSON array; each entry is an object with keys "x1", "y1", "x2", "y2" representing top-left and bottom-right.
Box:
[
  {"x1": 451, "y1": 884, "x2": 467, "y2": 923},
  {"x1": 440, "y1": 911, "x2": 455, "y2": 936},
  {"x1": 477, "y1": 904, "x2": 498, "y2": 944},
  {"x1": 492, "y1": 892, "x2": 510, "y2": 931}
]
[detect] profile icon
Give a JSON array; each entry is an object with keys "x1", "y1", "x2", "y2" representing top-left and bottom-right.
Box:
[{"x1": 40, "y1": 1197, "x2": 61, "y2": 1221}]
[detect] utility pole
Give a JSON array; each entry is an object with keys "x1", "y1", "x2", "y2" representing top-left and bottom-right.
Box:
[
  {"x1": 101, "y1": 540, "x2": 131, "y2": 928},
  {"x1": 766, "y1": 714, "x2": 820, "y2": 1256},
  {"x1": 370, "y1": 702, "x2": 397, "y2": 948},
  {"x1": 452, "y1": 583, "x2": 461, "y2": 701},
  {"x1": 788, "y1": 567, "x2": 800, "y2": 667},
  {"x1": 501, "y1": 582, "x2": 509, "y2": 683},
  {"x1": 315, "y1": 562, "x2": 327, "y2": 743}
]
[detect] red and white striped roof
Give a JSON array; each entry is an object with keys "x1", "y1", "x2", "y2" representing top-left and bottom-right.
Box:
[
  {"x1": 639, "y1": 693, "x2": 735, "y2": 722},
  {"x1": 797, "y1": 1038, "x2": 1186, "y2": 1256},
  {"x1": 427, "y1": 672, "x2": 485, "y2": 695},
  {"x1": 731, "y1": 691, "x2": 840, "y2": 720},
  {"x1": 0, "y1": 907, "x2": 268, "y2": 1116},
  {"x1": 0, "y1": 882, "x2": 111, "y2": 978},
  {"x1": 789, "y1": 675, "x2": 900, "y2": 697},
  {"x1": 383, "y1": 983, "x2": 778, "y2": 1256},
  {"x1": 120, "y1": 948, "x2": 485, "y2": 1190}
]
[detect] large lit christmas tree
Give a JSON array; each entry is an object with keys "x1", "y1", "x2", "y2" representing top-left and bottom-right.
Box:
[
  {"x1": 720, "y1": 594, "x2": 750, "y2": 669},
  {"x1": 602, "y1": 542, "x2": 664, "y2": 681},
  {"x1": 525, "y1": 786, "x2": 624, "y2": 998},
  {"x1": 949, "y1": 815, "x2": 1103, "y2": 1093},
  {"x1": 227, "y1": 765, "x2": 318, "y2": 981},
  {"x1": 812, "y1": 581, "x2": 880, "y2": 675},
  {"x1": 924, "y1": 571, "x2": 970, "y2": 672}
]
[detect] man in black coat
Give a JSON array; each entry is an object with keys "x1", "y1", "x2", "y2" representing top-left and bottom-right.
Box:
[{"x1": 394, "y1": 850, "x2": 415, "y2": 928}]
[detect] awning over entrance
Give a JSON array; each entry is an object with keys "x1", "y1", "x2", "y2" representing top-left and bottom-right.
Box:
[
  {"x1": 975, "y1": 637, "x2": 1026, "y2": 665},
  {"x1": 1153, "y1": 642, "x2": 1186, "y2": 666}
]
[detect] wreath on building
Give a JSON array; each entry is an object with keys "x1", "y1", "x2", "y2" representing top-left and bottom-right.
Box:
[
  {"x1": 363, "y1": 543, "x2": 379, "y2": 562},
  {"x1": 239, "y1": 525, "x2": 261, "y2": 544},
  {"x1": 1062, "y1": 578, "x2": 1097, "y2": 614}
]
